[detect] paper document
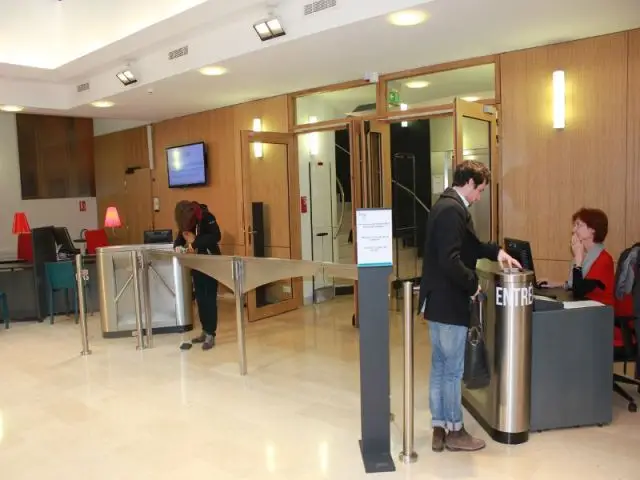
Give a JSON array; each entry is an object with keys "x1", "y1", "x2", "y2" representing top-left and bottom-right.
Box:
[{"x1": 562, "y1": 300, "x2": 604, "y2": 309}]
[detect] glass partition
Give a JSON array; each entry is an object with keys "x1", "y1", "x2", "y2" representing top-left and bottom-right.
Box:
[
  {"x1": 387, "y1": 64, "x2": 495, "y2": 112},
  {"x1": 295, "y1": 84, "x2": 377, "y2": 125}
]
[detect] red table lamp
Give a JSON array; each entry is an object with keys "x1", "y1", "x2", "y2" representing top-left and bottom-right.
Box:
[
  {"x1": 104, "y1": 206, "x2": 122, "y2": 234},
  {"x1": 12, "y1": 212, "x2": 31, "y2": 235}
]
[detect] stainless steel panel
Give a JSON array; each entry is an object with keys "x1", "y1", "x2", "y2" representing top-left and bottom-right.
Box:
[{"x1": 97, "y1": 244, "x2": 193, "y2": 336}]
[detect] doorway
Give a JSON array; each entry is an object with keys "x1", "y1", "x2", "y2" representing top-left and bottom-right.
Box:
[{"x1": 240, "y1": 131, "x2": 302, "y2": 322}]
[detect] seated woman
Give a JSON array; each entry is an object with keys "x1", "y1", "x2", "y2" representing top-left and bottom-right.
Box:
[{"x1": 568, "y1": 208, "x2": 615, "y2": 306}]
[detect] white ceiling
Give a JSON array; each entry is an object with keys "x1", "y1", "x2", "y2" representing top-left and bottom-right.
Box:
[
  {"x1": 2, "y1": 0, "x2": 640, "y2": 122},
  {"x1": 0, "y1": 0, "x2": 210, "y2": 69}
]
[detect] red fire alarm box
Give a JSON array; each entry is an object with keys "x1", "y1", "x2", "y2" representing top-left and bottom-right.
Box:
[
  {"x1": 300, "y1": 196, "x2": 308, "y2": 214},
  {"x1": 79, "y1": 200, "x2": 87, "y2": 212}
]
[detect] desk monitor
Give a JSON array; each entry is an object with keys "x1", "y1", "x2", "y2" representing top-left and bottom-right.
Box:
[
  {"x1": 53, "y1": 227, "x2": 80, "y2": 255},
  {"x1": 503, "y1": 237, "x2": 537, "y2": 284},
  {"x1": 144, "y1": 229, "x2": 173, "y2": 244}
]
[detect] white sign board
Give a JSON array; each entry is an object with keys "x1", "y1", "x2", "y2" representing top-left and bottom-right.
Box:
[
  {"x1": 432, "y1": 174, "x2": 445, "y2": 194},
  {"x1": 356, "y1": 208, "x2": 393, "y2": 267}
]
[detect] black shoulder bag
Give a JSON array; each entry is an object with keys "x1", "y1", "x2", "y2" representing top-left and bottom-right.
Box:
[{"x1": 463, "y1": 292, "x2": 491, "y2": 390}]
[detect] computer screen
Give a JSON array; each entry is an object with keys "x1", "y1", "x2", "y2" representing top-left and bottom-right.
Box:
[
  {"x1": 503, "y1": 237, "x2": 536, "y2": 283},
  {"x1": 143, "y1": 229, "x2": 173, "y2": 244},
  {"x1": 53, "y1": 227, "x2": 80, "y2": 254}
]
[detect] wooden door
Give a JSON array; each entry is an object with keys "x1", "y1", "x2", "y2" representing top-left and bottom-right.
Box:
[
  {"x1": 240, "y1": 131, "x2": 302, "y2": 321},
  {"x1": 453, "y1": 98, "x2": 499, "y2": 242}
]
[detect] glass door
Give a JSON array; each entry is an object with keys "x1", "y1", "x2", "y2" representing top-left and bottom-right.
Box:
[
  {"x1": 240, "y1": 131, "x2": 302, "y2": 322},
  {"x1": 453, "y1": 98, "x2": 499, "y2": 242}
]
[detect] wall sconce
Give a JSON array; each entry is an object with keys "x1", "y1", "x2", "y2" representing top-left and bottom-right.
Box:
[
  {"x1": 252, "y1": 118, "x2": 263, "y2": 158},
  {"x1": 308, "y1": 116, "x2": 319, "y2": 156},
  {"x1": 553, "y1": 70, "x2": 565, "y2": 129}
]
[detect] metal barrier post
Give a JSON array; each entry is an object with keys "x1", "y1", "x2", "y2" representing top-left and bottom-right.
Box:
[
  {"x1": 399, "y1": 281, "x2": 418, "y2": 464},
  {"x1": 141, "y1": 251, "x2": 153, "y2": 349},
  {"x1": 130, "y1": 251, "x2": 145, "y2": 350},
  {"x1": 75, "y1": 254, "x2": 91, "y2": 356},
  {"x1": 233, "y1": 257, "x2": 247, "y2": 376}
]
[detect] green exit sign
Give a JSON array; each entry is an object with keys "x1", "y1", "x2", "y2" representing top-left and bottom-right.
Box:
[{"x1": 388, "y1": 89, "x2": 400, "y2": 106}]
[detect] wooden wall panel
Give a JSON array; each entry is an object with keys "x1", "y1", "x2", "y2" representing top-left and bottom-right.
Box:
[
  {"x1": 94, "y1": 127, "x2": 151, "y2": 244},
  {"x1": 627, "y1": 29, "x2": 640, "y2": 246},
  {"x1": 500, "y1": 33, "x2": 629, "y2": 280},
  {"x1": 17, "y1": 114, "x2": 95, "y2": 199},
  {"x1": 152, "y1": 95, "x2": 290, "y2": 253}
]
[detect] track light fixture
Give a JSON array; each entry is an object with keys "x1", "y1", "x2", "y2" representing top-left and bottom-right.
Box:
[
  {"x1": 116, "y1": 68, "x2": 137, "y2": 86},
  {"x1": 253, "y1": 18, "x2": 285, "y2": 41}
]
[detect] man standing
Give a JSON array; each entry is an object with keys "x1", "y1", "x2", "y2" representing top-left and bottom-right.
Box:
[{"x1": 418, "y1": 161, "x2": 520, "y2": 453}]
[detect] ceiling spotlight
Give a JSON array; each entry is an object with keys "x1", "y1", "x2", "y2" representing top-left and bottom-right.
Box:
[
  {"x1": 405, "y1": 80, "x2": 430, "y2": 89},
  {"x1": 91, "y1": 100, "x2": 114, "y2": 108},
  {"x1": 0, "y1": 105, "x2": 24, "y2": 112},
  {"x1": 199, "y1": 66, "x2": 227, "y2": 76},
  {"x1": 388, "y1": 10, "x2": 429, "y2": 26},
  {"x1": 116, "y1": 68, "x2": 137, "y2": 86},
  {"x1": 253, "y1": 17, "x2": 285, "y2": 41}
]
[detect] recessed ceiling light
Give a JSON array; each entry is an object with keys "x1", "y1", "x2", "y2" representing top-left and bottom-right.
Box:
[
  {"x1": 199, "y1": 66, "x2": 227, "y2": 76},
  {"x1": 405, "y1": 81, "x2": 430, "y2": 89},
  {"x1": 91, "y1": 100, "x2": 114, "y2": 108},
  {"x1": 462, "y1": 96, "x2": 480, "y2": 102},
  {"x1": 388, "y1": 10, "x2": 429, "y2": 27},
  {"x1": 0, "y1": 105, "x2": 24, "y2": 112}
]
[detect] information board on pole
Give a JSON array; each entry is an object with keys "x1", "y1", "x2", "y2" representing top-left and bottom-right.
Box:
[{"x1": 356, "y1": 208, "x2": 393, "y2": 268}]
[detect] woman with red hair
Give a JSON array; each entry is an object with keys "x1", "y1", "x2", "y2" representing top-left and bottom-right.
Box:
[
  {"x1": 174, "y1": 200, "x2": 221, "y2": 350},
  {"x1": 568, "y1": 208, "x2": 614, "y2": 306}
]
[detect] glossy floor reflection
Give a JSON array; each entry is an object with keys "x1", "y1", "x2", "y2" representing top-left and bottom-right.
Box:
[{"x1": 1, "y1": 297, "x2": 639, "y2": 479}]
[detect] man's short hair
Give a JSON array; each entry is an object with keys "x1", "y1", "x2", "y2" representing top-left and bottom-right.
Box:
[{"x1": 452, "y1": 161, "x2": 491, "y2": 188}]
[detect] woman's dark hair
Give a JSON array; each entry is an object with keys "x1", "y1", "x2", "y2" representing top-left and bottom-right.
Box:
[
  {"x1": 452, "y1": 160, "x2": 491, "y2": 188},
  {"x1": 174, "y1": 200, "x2": 199, "y2": 232},
  {"x1": 572, "y1": 208, "x2": 609, "y2": 243}
]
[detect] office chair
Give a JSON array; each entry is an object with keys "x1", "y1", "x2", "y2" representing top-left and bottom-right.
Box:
[
  {"x1": 613, "y1": 246, "x2": 640, "y2": 412},
  {"x1": 613, "y1": 309, "x2": 639, "y2": 412}
]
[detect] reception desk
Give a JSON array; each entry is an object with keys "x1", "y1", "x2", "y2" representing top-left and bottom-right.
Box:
[
  {"x1": 0, "y1": 257, "x2": 100, "y2": 321},
  {"x1": 462, "y1": 262, "x2": 613, "y2": 444}
]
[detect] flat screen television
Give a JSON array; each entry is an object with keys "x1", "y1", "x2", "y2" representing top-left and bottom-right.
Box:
[{"x1": 166, "y1": 142, "x2": 207, "y2": 188}]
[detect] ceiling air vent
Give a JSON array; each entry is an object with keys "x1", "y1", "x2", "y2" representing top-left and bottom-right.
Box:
[
  {"x1": 76, "y1": 82, "x2": 90, "y2": 93},
  {"x1": 168, "y1": 45, "x2": 189, "y2": 61},
  {"x1": 304, "y1": 0, "x2": 337, "y2": 16}
]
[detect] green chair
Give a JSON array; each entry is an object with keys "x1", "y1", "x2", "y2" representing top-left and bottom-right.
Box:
[
  {"x1": 44, "y1": 261, "x2": 79, "y2": 324},
  {"x1": 0, "y1": 291, "x2": 9, "y2": 329}
]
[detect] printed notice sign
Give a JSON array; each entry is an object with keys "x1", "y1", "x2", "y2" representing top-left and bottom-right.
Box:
[{"x1": 356, "y1": 208, "x2": 393, "y2": 267}]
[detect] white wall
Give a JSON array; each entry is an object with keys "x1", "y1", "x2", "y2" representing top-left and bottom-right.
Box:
[
  {"x1": 296, "y1": 99, "x2": 339, "y2": 304},
  {"x1": 93, "y1": 118, "x2": 149, "y2": 136},
  {"x1": 0, "y1": 113, "x2": 97, "y2": 258}
]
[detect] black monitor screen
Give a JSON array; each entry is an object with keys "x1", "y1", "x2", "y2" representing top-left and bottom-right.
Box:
[
  {"x1": 504, "y1": 237, "x2": 536, "y2": 281},
  {"x1": 166, "y1": 142, "x2": 207, "y2": 188},
  {"x1": 144, "y1": 229, "x2": 173, "y2": 244}
]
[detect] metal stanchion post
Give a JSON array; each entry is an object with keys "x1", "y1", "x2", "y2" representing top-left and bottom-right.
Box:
[
  {"x1": 141, "y1": 251, "x2": 153, "y2": 349},
  {"x1": 75, "y1": 254, "x2": 91, "y2": 356},
  {"x1": 233, "y1": 258, "x2": 247, "y2": 376},
  {"x1": 131, "y1": 251, "x2": 145, "y2": 350},
  {"x1": 399, "y1": 281, "x2": 418, "y2": 464}
]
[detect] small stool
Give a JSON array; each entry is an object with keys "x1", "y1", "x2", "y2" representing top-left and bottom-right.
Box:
[{"x1": 0, "y1": 291, "x2": 9, "y2": 329}]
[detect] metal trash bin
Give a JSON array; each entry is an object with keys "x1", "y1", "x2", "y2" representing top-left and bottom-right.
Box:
[
  {"x1": 462, "y1": 261, "x2": 535, "y2": 445},
  {"x1": 97, "y1": 244, "x2": 193, "y2": 338}
]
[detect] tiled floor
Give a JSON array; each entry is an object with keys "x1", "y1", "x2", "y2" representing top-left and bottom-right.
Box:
[{"x1": 1, "y1": 297, "x2": 639, "y2": 479}]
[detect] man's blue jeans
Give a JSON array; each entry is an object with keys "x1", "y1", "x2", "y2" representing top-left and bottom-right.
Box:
[{"x1": 428, "y1": 321, "x2": 468, "y2": 431}]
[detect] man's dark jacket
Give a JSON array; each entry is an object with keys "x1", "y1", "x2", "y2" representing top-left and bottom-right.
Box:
[
  {"x1": 418, "y1": 188, "x2": 500, "y2": 327},
  {"x1": 173, "y1": 203, "x2": 221, "y2": 255}
]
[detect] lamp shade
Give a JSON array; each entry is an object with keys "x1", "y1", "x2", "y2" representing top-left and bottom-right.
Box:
[
  {"x1": 12, "y1": 212, "x2": 31, "y2": 234},
  {"x1": 104, "y1": 207, "x2": 122, "y2": 228}
]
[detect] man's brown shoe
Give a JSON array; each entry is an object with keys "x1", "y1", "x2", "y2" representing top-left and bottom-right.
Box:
[
  {"x1": 445, "y1": 427, "x2": 486, "y2": 452},
  {"x1": 432, "y1": 427, "x2": 446, "y2": 452}
]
